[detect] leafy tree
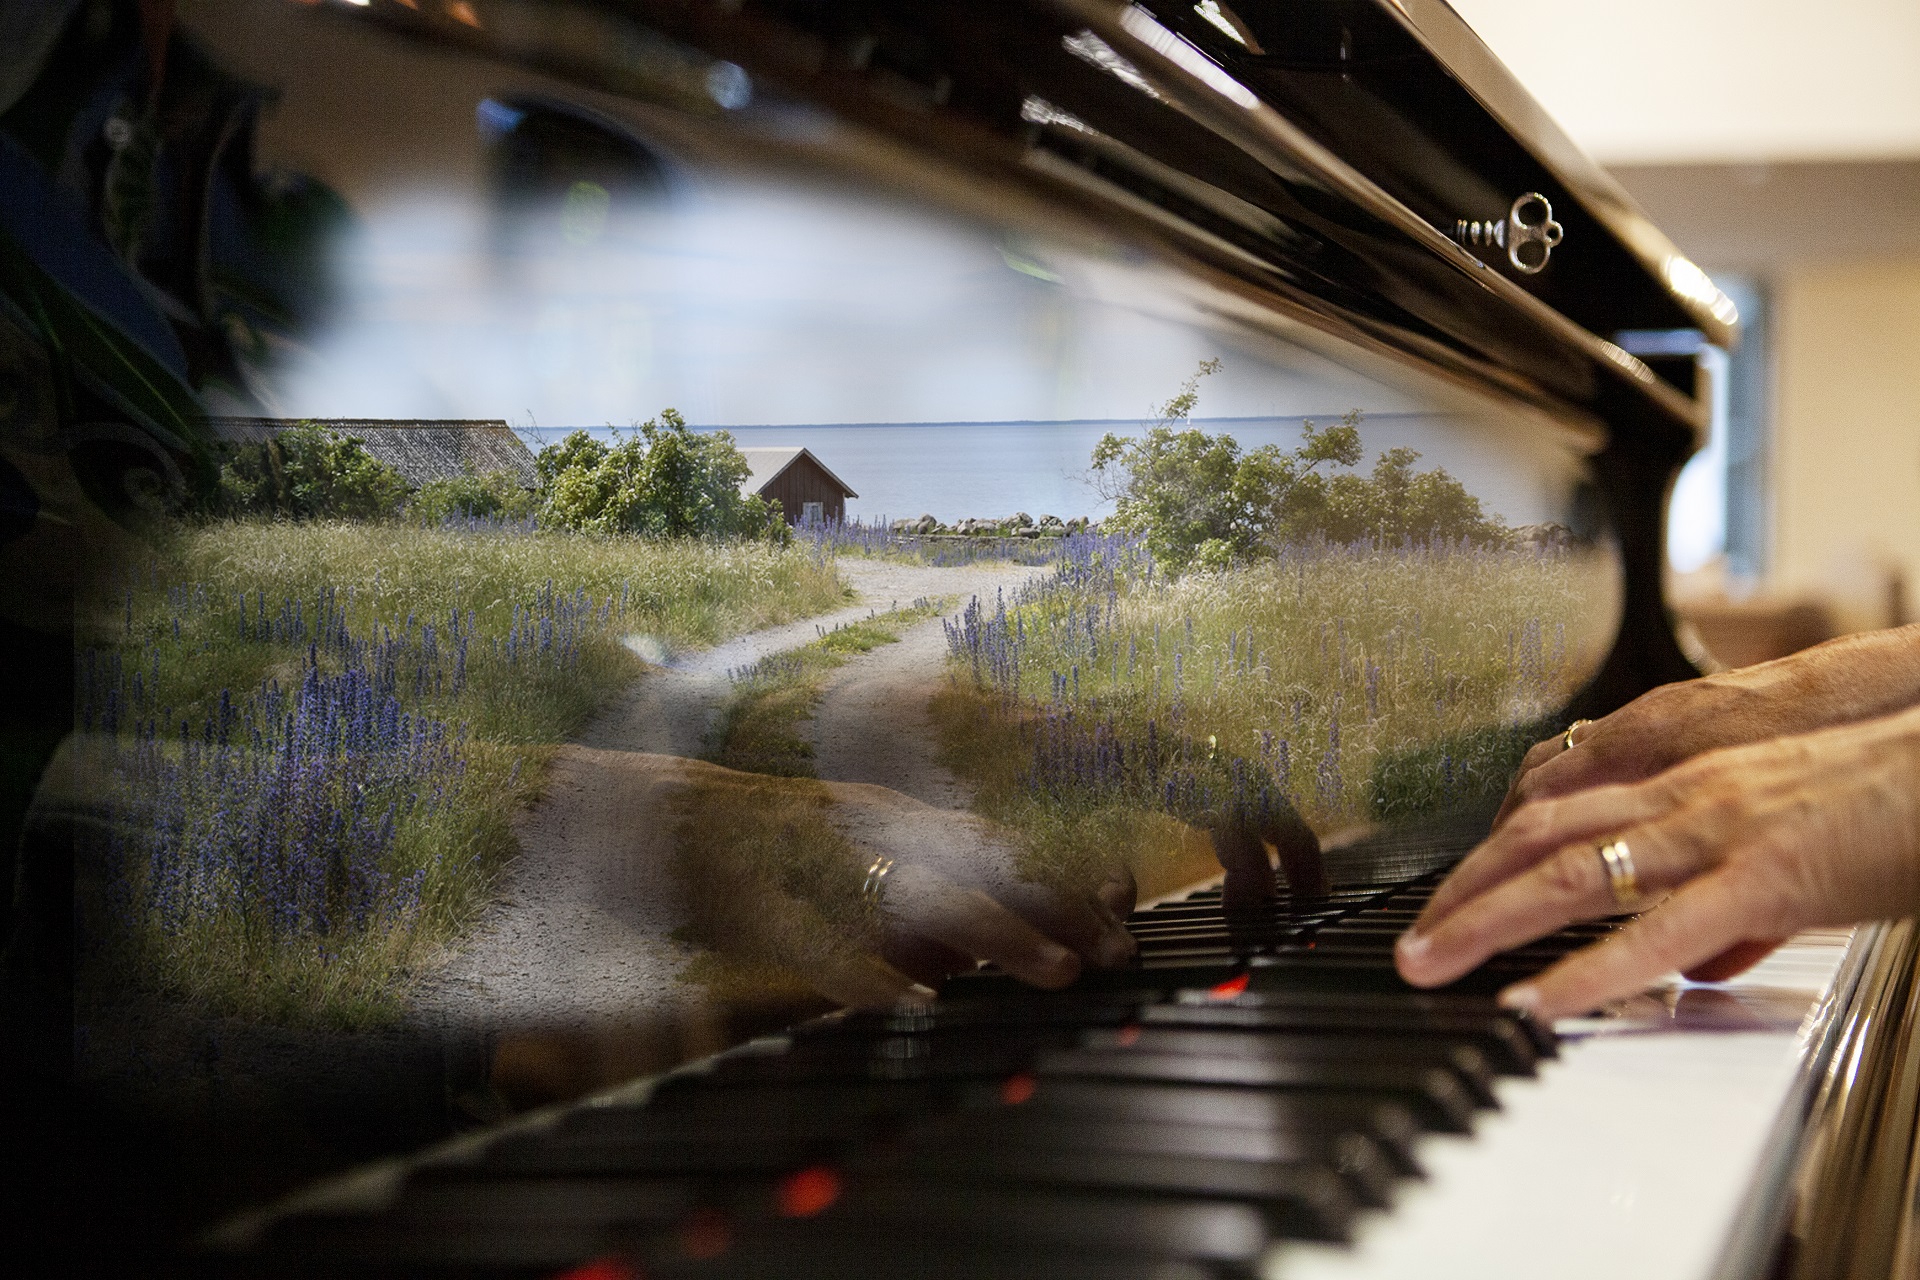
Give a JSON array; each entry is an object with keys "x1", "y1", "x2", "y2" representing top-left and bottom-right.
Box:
[
  {"x1": 1091, "y1": 361, "x2": 1508, "y2": 571},
  {"x1": 1093, "y1": 359, "x2": 1262, "y2": 570},
  {"x1": 410, "y1": 468, "x2": 538, "y2": 523},
  {"x1": 215, "y1": 421, "x2": 408, "y2": 520},
  {"x1": 533, "y1": 429, "x2": 608, "y2": 489},
  {"x1": 539, "y1": 409, "x2": 787, "y2": 542}
]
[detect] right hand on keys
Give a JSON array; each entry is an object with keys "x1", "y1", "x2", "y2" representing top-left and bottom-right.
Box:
[
  {"x1": 1491, "y1": 624, "x2": 1920, "y2": 830},
  {"x1": 1397, "y1": 627, "x2": 1920, "y2": 1022}
]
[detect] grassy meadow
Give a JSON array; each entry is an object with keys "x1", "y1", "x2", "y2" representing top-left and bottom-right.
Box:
[
  {"x1": 939, "y1": 531, "x2": 1616, "y2": 891},
  {"x1": 79, "y1": 519, "x2": 845, "y2": 1026}
]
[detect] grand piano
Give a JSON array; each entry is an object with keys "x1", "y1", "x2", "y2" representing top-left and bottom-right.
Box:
[{"x1": 89, "y1": 0, "x2": 1920, "y2": 1276}]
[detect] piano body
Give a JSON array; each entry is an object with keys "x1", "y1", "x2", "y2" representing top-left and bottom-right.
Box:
[{"x1": 147, "y1": 0, "x2": 1920, "y2": 1277}]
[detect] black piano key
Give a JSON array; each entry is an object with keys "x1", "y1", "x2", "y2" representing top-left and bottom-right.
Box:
[
  {"x1": 1000, "y1": 1076, "x2": 1426, "y2": 1172},
  {"x1": 865, "y1": 1144, "x2": 1366, "y2": 1238},
  {"x1": 542, "y1": 1108, "x2": 861, "y2": 1144},
  {"x1": 644, "y1": 1075, "x2": 960, "y2": 1113},
  {"x1": 1133, "y1": 1006, "x2": 1540, "y2": 1074},
  {"x1": 477, "y1": 1133, "x2": 837, "y2": 1177},
  {"x1": 1162, "y1": 988, "x2": 1556, "y2": 1062},
  {"x1": 763, "y1": 1182, "x2": 1275, "y2": 1265},
  {"x1": 652, "y1": 1239, "x2": 1219, "y2": 1280},
  {"x1": 1075, "y1": 1029, "x2": 1501, "y2": 1107},
  {"x1": 1039, "y1": 1047, "x2": 1481, "y2": 1132},
  {"x1": 879, "y1": 1114, "x2": 1399, "y2": 1210}
]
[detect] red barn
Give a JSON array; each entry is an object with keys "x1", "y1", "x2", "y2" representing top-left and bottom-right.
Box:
[{"x1": 738, "y1": 447, "x2": 857, "y2": 525}]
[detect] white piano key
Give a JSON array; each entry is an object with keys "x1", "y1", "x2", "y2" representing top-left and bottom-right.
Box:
[{"x1": 1262, "y1": 929, "x2": 1855, "y2": 1280}]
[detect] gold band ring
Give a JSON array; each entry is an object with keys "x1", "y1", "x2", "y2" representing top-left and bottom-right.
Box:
[
  {"x1": 861, "y1": 855, "x2": 896, "y2": 909},
  {"x1": 1563, "y1": 719, "x2": 1593, "y2": 752},
  {"x1": 1597, "y1": 839, "x2": 1641, "y2": 910}
]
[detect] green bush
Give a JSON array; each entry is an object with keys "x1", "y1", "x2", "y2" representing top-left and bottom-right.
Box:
[
  {"x1": 538, "y1": 409, "x2": 787, "y2": 543},
  {"x1": 410, "y1": 468, "x2": 538, "y2": 523},
  {"x1": 1092, "y1": 361, "x2": 1509, "y2": 572},
  {"x1": 215, "y1": 421, "x2": 408, "y2": 520}
]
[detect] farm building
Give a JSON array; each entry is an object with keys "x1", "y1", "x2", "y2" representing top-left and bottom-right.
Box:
[
  {"x1": 202, "y1": 418, "x2": 538, "y2": 489},
  {"x1": 737, "y1": 447, "x2": 857, "y2": 524}
]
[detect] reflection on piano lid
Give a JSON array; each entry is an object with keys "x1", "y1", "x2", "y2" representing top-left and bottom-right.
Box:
[{"x1": 179, "y1": 2, "x2": 1920, "y2": 1277}]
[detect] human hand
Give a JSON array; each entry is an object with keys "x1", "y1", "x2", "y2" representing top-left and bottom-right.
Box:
[
  {"x1": 1493, "y1": 625, "x2": 1920, "y2": 830},
  {"x1": 1210, "y1": 800, "x2": 1326, "y2": 910},
  {"x1": 824, "y1": 780, "x2": 1138, "y2": 1004},
  {"x1": 1395, "y1": 704, "x2": 1920, "y2": 1020}
]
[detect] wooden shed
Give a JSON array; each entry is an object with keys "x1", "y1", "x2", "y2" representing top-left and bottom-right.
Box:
[
  {"x1": 202, "y1": 418, "x2": 539, "y2": 490},
  {"x1": 737, "y1": 447, "x2": 857, "y2": 525}
]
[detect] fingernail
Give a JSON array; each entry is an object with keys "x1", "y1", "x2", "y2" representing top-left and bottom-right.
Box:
[
  {"x1": 1498, "y1": 984, "x2": 1541, "y2": 1015},
  {"x1": 1395, "y1": 930, "x2": 1430, "y2": 964}
]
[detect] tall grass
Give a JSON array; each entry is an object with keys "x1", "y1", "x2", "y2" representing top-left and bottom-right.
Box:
[
  {"x1": 78, "y1": 520, "x2": 845, "y2": 1026},
  {"x1": 939, "y1": 531, "x2": 1616, "y2": 885}
]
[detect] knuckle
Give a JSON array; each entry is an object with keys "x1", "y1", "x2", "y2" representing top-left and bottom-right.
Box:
[
  {"x1": 1537, "y1": 845, "x2": 1594, "y2": 900},
  {"x1": 1617, "y1": 906, "x2": 1697, "y2": 967},
  {"x1": 1506, "y1": 798, "x2": 1560, "y2": 846}
]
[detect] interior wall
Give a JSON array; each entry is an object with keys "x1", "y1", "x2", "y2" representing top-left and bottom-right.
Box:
[
  {"x1": 1446, "y1": 0, "x2": 1920, "y2": 165},
  {"x1": 1770, "y1": 260, "x2": 1920, "y2": 631}
]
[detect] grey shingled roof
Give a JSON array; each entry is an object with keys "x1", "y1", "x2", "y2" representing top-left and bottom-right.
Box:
[
  {"x1": 736, "y1": 447, "x2": 857, "y2": 498},
  {"x1": 202, "y1": 418, "x2": 538, "y2": 489}
]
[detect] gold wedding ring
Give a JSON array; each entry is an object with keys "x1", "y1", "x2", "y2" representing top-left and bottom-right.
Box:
[
  {"x1": 1597, "y1": 839, "x2": 1641, "y2": 910},
  {"x1": 861, "y1": 855, "x2": 896, "y2": 909},
  {"x1": 1563, "y1": 718, "x2": 1593, "y2": 752}
]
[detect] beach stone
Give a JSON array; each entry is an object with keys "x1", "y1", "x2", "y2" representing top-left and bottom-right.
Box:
[
  {"x1": 913, "y1": 514, "x2": 939, "y2": 534},
  {"x1": 1040, "y1": 514, "x2": 1064, "y2": 528},
  {"x1": 1514, "y1": 521, "x2": 1574, "y2": 549},
  {"x1": 1011, "y1": 512, "x2": 1031, "y2": 527}
]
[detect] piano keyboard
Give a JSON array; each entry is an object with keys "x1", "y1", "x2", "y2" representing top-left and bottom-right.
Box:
[{"x1": 205, "y1": 869, "x2": 1861, "y2": 1280}]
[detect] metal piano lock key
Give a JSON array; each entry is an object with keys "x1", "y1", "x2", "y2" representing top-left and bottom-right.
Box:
[{"x1": 1453, "y1": 192, "x2": 1564, "y2": 275}]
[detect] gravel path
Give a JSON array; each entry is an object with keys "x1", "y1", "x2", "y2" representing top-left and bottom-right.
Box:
[
  {"x1": 808, "y1": 563, "x2": 1044, "y2": 807},
  {"x1": 408, "y1": 555, "x2": 1050, "y2": 1031}
]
